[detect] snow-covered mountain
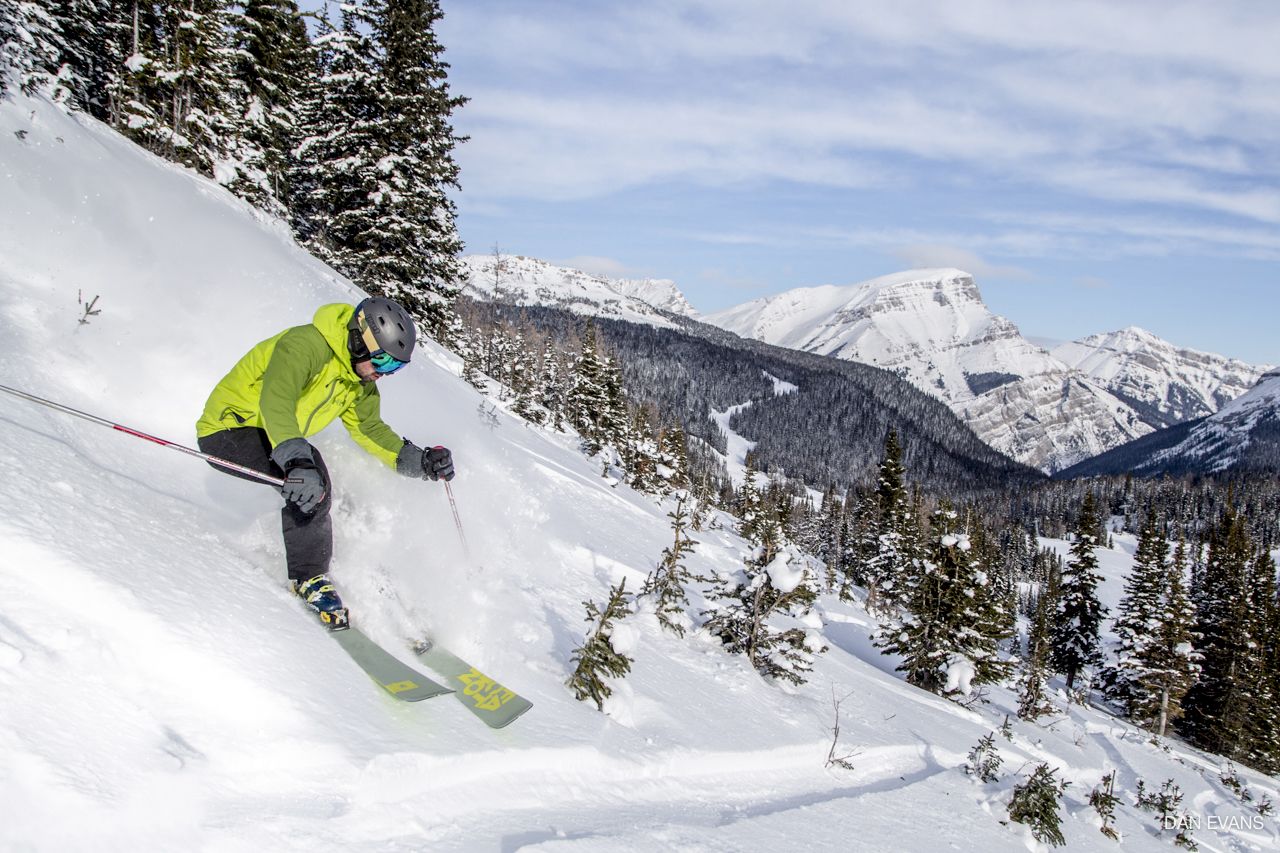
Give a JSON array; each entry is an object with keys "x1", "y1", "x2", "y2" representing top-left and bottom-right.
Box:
[
  {"x1": 5, "y1": 88, "x2": 1278, "y2": 852},
  {"x1": 460, "y1": 254, "x2": 697, "y2": 328},
  {"x1": 1053, "y1": 326, "x2": 1272, "y2": 430},
  {"x1": 705, "y1": 269, "x2": 1150, "y2": 473},
  {"x1": 1061, "y1": 369, "x2": 1280, "y2": 478}
]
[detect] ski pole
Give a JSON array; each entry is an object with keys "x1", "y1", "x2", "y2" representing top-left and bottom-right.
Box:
[
  {"x1": 0, "y1": 382, "x2": 285, "y2": 486},
  {"x1": 442, "y1": 479, "x2": 472, "y2": 563}
]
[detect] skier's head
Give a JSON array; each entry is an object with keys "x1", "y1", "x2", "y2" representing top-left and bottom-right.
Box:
[{"x1": 348, "y1": 297, "x2": 416, "y2": 378}]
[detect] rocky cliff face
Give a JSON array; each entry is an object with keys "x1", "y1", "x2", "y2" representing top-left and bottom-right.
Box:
[
  {"x1": 1053, "y1": 327, "x2": 1271, "y2": 430},
  {"x1": 706, "y1": 270, "x2": 1154, "y2": 473}
]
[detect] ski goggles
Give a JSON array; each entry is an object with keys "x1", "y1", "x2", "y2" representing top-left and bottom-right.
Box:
[{"x1": 369, "y1": 349, "x2": 407, "y2": 375}]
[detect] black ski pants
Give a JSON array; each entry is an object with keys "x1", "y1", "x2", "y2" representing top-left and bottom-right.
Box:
[{"x1": 197, "y1": 427, "x2": 332, "y2": 582}]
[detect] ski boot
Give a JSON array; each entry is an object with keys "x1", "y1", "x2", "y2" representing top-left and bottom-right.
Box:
[{"x1": 293, "y1": 574, "x2": 350, "y2": 631}]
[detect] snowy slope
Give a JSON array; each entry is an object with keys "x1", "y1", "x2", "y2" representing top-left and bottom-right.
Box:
[
  {"x1": 1, "y1": 91, "x2": 1278, "y2": 852},
  {"x1": 1054, "y1": 327, "x2": 1272, "y2": 430},
  {"x1": 705, "y1": 270, "x2": 1148, "y2": 473},
  {"x1": 460, "y1": 254, "x2": 697, "y2": 329}
]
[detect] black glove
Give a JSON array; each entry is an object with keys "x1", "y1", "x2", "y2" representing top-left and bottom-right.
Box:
[
  {"x1": 396, "y1": 440, "x2": 455, "y2": 482},
  {"x1": 271, "y1": 438, "x2": 327, "y2": 513},
  {"x1": 425, "y1": 446, "x2": 455, "y2": 481}
]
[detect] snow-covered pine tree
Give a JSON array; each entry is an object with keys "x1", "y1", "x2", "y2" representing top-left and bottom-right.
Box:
[
  {"x1": 1145, "y1": 535, "x2": 1198, "y2": 738},
  {"x1": 1018, "y1": 571, "x2": 1058, "y2": 721},
  {"x1": 567, "y1": 322, "x2": 612, "y2": 455},
  {"x1": 624, "y1": 407, "x2": 660, "y2": 494},
  {"x1": 656, "y1": 422, "x2": 690, "y2": 494},
  {"x1": 506, "y1": 336, "x2": 542, "y2": 423},
  {"x1": 225, "y1": 0, "x2": 310, "y2": 216},
  {"x1": 536, "y1": 338, "x2": 567, "y2": 430},
  {"x1": 363, "y1": 0, "x2": 466, "y2": 344},
  {"x1": 46, "y1": 0, "x2": 123, "y2": 112},
  {"x1": 1108, "y1": 512, "x2": 1170, "y2": 718},
  {"x1": 877, "y1": 504, "x2": 1011, "y2": 697},
  {"x1": 967, "y1": 510, "x2": 1017, "y2": 658},
  {"x1": 290, "y1": 2, "x2": 384, "y2": 280},
  {"x1": 1051, "y1": 491, "x2": 1107, "y2": 692},
  {"x1": 864, "y1": 429, "x2": 920, "y2": 615},
  {"x1": 816, "y1": 485, "x2": 844, "y2": 592},
  {"x1": 641, "y1": 495, "x2": 698, "y2": 636},
  {"x1": 105, "y1": 0, "x2": 167, "y2": 146},
  {"x1": 0, "y1": 0, "x2": 64, "y2": 97},
  {"x1": 703, "y1": 469, "x2": 822, "y2": 684},
  {"x1": 1179, "y1": 510, "x2": 1252, "y2": 757},
  {"x1": 567, "y1": 579, "x2": 634, "y2": 712},
  {"x1": 154, "y1": 0, "x2": 240, "y2": 176},
  {"x1": 1240, "y1": 547, "x2": 1279, "y2": 773},
  {"x1": 599, "y1": 353, "x2": 630, "y2": 453},
  {"x1": 0, "y1": 0, "x2": 18, "y2": 96}
]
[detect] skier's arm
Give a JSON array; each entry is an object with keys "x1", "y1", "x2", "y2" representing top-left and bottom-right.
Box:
[
  {"x1": 259, "y1": 326, "x2": 330, "y2": 448},
  {"x1": 340, "y1": 385, "x2": 404, "y2": 469}
]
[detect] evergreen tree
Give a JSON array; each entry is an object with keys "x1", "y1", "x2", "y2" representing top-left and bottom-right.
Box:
[
  {"x1": 878, "y1": 504, "x2": 1011, "y2": 696},
  {"x1": 363, "y1": 0, "x2": 466, "y2": 343},
  {"x1": 567, "y1": 579, "x2": 633, "y2": 712},
  {"x1": 1051, "y1": 491, "x2": 1107, "y2": 691},
  {"x1": 1109, "y1": 512, "x2": 1170, "y2": 716},
  {"x1": 1179, "y1": 511, "x2": 1252, "y2": 756},
  {"x1": 656, "y1": 423, "x2": 691, "y2": 493},
  {"x1": 0, "y1": 1, "x2": 18, "y2": 97},
  {"x1": 816, "y1": 485, "x2": 844, "y2": 592},
  {"x1": 226, "y1": 0, "x2": 310, "y2": 215},
  {"x1": 156, "y1": 0, "x2": 240, "y2": 175},
  {"x1": 291, "y1": 1, "x2": 384, "y2": 272},
  {"x1": 1147, "y1": 536, "x2": 1199, "y2": 738},
  {"x1": 49, "y1": 0, "x2": 125, "y2": 114},
  {"x1": 537, "y1": 339, "x2": 568, "y2": 430},
  {"x1": 641, "y1": 495, "x2": 698, "y2": 636},
  {"x1": 567, "y1": 322, "x2": 612, "y2": 455},
  {"x1": 1089, "y1": 772, "x2": 1121, "y2": 841},
  {"x1": 106, "y1": 0, "x2": 167, "y2": 146},
  {"x1": 1, "y1": 0, "x2": 64, "y2": 97},
  {"x1": 1240, "y1": 547, "x2": 1279, "y2": 772},
  {"x1": 964, "y1": 732, "x2": 1003, "y2": 783},
  {"x1": 864, "y1": 429, "x2": 919, "y2": 615},
  {"x1": 703, "y1": 480, "x2": 822, "y2": 685},
  {"x1": 1018, "y1": 568, "x2": 1058, "y2": 721},
  {"x1": 1007, "y1": 764, "x2": 1068, "y2": 847}
]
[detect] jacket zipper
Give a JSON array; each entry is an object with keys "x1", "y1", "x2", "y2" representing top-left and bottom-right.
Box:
[{"x1": 301, "y1": 377, "x2": 341, "y2": 436}]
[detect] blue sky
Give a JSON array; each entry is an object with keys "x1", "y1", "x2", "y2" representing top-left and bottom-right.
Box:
[{"x1": 429, "y1": 1, "x2": 1278, "y2": 363}]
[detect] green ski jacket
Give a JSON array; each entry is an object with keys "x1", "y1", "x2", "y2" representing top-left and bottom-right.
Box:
[{"x1": 196, "y1": 303, "x2": 404, "y2": 468}]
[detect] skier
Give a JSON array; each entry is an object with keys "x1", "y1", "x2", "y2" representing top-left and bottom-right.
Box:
[{"x1": 195, "y1": 297, "x2": 455, "y2": 628}]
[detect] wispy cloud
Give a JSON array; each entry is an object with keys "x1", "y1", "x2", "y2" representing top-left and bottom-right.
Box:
[
  {"x1": 445, "y1": 0, "x2": 1280, "y2": 232},
  {"x1": 890, "y1": 245, "x2": 1034, "y2": 280}
]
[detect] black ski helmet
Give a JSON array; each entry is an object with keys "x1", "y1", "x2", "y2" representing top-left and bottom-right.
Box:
[{"x1": 348, "y1": 297, "x2": 417, "y2": 363}]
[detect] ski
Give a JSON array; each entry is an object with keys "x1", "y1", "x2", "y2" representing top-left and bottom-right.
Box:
[
  {"x1": 411, "y1": 639, "x2": 533, "y2": 728},
  {"x1": 329, "y1": 626, "x2": 454, "y2": 702}
]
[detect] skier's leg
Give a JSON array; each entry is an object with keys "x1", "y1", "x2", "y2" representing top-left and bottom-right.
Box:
[
  {"x1": 197, "y1": 428, "x2": 333, "y2": 582},
  {"x1": 280, "y1": 446, "x2": 333, "y2": 583},
  {"x1": 197, "y1": 427, "x2": 277, "y2": 485}
]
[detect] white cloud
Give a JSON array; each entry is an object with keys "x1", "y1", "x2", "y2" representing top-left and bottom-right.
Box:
[
  {"x1": 444, "y1": 0, "x2": 1280, "y2": 231},
  {"x1": 890, "y1": 245, "x2": 1033, "y2": 281}
]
